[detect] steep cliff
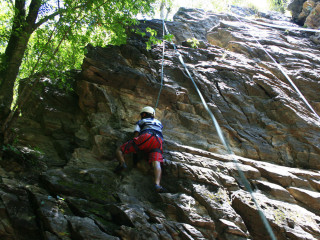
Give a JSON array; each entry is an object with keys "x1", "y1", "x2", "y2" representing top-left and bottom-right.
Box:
[{"x1": 1, "y1": 7, "x2": 320, "y2": 240}]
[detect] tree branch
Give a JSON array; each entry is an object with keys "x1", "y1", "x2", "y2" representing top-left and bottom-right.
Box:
[
  {"x1": 14, "y1": 0, "x2": 26, "y2": 17},
  {"x1": 26, "y1": 0, "x2": 42, "y2": 31},
  {"x1": 4, "y1": 0, "x2": 26, "y2": 58},
  {"x1": 34, "y1": 10, "x2": 61, "y2": 29},
  {"x1": 8, "y1": 0, "x2": 14, "y2": 7},
  {"x1": 34, "y1": 3, "x2": 87, "y2": 29}
]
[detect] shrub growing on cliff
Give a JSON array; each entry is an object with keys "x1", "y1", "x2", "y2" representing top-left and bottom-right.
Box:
[{"x1": 187, "y1": 38, "x2": 200, "y2": 49}]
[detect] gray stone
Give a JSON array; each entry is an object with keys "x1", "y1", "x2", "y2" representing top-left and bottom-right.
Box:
[
  {"x1": 67, "y1": 216, "x2": 119, "y2": 240},
  {"x1": 4, "y1": 7, "x2": 320, "y2": 240},
  {"x1": 0, "y1": 185, "x2": 41, "y2": 240}
]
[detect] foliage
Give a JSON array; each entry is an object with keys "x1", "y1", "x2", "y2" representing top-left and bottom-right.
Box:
[
  {"x1": 1, "y1": 140, "x2": 45, "y2": 169},
  {"x1": 247, "y1": 3, "x2": 259, "y2": 14},
  {"x1": 0, "y1": 1, "x2": 13, "y2": 70},
  {"x1": 166, "y1": 0, "x2": 248, "y2": 14},
  {"x1": 209, "y1": 0, "x2": 244, "y2": 13},
  {"x1": 145, "y1": 27, "x2": 162, "y2": 49},
  {"x1": 187, "y1": 38, "x2": 200, "y2": 49},
  {"x1": 0, "y1": 0, "x2": 161, "y2": 143},
  {"x1": 159, "y1": 0, "x2": 173, "y2": 20},
  {"x1": 0, "y1": 0, "x2": 158, "y2": 116},
  {"x1": 268, "y1": 0, "x2": 287, "y2": 13},
  {"x1": 17, "y1": 0, "x2": 157, "y2": 82},
  {"x1": 134, "y1": 26, "x2": 173, "y2": 50},
  {"x1": 2, "y1": 143, "x2": 20, "y2": 155},
  {"x1": 164, "y1": 33, "x2": 174, "y2": 42},
  {"x1": 164, "y1": 0, "x2": 288, "y2": 15}
]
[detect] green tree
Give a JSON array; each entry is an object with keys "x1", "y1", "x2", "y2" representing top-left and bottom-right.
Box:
[
  {"x1": 0, "y1": 0, "x2": 156, "y2": 143},
  {"x1": 268, "y1": 0, "x2": 287, "y2": 13},
  {"x1": 159, "y1": 0, "x2": 173, "y2": 20}
]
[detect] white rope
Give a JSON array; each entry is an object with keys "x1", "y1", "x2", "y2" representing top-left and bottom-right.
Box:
[
  {"x1": 154, "y1": 18, "x2": 166, "y2": 110},
  {"x1": 232, "y1": 13, "x2": 320, "y2": 123},
  {"x1": 162, "y1": 19, "x2": 278, "y2": 240}
]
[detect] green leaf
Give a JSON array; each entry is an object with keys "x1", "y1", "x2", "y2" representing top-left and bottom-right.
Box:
[{"x1": 1, "y1": 0, "x2": 158, "y2": 115}]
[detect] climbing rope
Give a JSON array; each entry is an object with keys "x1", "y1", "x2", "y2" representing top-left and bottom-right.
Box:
[
  {"x1": 153, "y1": 5, "x2": 319, "y2": 239},
  {"x1": 231, "y1": 13, "x2": 320, "y2": 123},
  {"x1": 161, "y1": 17, "x2": 278, "y2": 240},
  {"x1": 154, "y1": 14, "x2": 166, "y2": 110}
]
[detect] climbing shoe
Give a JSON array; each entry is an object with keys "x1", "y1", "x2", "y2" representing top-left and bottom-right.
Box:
[
  {"x1": 114, "y1": 162, "x2": 127, "y2": 173},
  {"x1": 155, "y1": 184, "x2": 166, "y2": 193}
]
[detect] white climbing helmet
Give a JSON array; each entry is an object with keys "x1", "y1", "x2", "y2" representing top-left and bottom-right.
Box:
[{"x1": 141, "y1": 106, "x2": 155, "y2": 115}]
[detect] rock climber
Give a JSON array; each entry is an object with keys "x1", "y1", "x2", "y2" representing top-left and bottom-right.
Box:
[{"x1": 114, "y1": 106, "x2": 165, "y2": 192}]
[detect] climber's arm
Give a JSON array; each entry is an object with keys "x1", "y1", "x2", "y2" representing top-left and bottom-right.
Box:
[{"x1": 133, "y1": 131, "x2": 139, "y2": 138}]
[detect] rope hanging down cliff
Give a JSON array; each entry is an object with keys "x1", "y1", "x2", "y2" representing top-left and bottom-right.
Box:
[
  {"x1": 157, "y1": 15, "x2": 277, "y2": 240},
  {"x1": 154, "y1": 17, "x2": 166, "y2": 110},
  {"x1": 231, "y1": 13, "x2": 320, "y2": 123}
]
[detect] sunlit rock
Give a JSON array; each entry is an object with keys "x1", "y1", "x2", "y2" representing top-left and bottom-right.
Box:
[
  {"x1": 305, "y1": 2, "x2": 320, "y2": 28},
  {"x1": 2, "y1": 7, "x2": 320, "y2": 240}
]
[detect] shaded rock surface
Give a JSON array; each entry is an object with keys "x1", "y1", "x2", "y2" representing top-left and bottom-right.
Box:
[{"x1": 1, "y1": 7, "x2": 320, "y2": 240}]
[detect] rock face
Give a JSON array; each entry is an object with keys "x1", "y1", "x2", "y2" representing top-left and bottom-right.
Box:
[
  {"x1": 288, "y1": 0, "x2": 320, "y2": 28},
  {"x1": 1, "y1": 7, "x2": 320, "y2": 240}
]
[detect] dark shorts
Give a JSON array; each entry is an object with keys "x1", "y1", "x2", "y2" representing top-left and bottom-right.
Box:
[{"x1": 120, "y1": 133, "x2": 163, "y2": 163}]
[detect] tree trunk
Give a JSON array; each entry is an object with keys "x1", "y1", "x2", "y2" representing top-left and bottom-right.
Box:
[
  {"x1": 0, "y1": 0, "x2": 41, "y2": 122},
  {"x1": 0, "y1": 35, "x2": 31, "y2": 121},
  {"x1": 0, "y1": 0, "x2": 41, "y2": 144}
]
